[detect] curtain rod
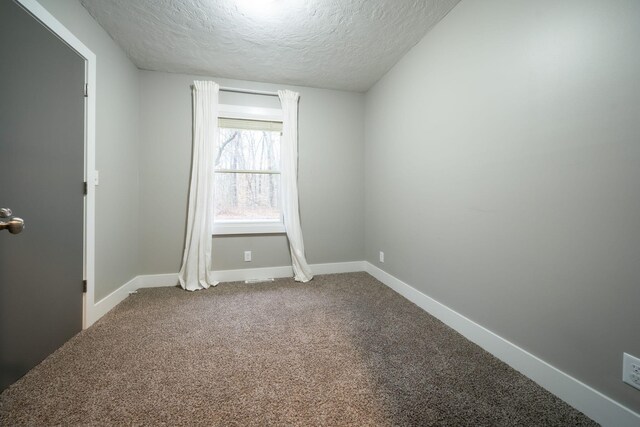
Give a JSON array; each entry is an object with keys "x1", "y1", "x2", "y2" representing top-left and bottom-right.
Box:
[{"x1": 219, "y1": 86, "x2": 279, "y2": 97}]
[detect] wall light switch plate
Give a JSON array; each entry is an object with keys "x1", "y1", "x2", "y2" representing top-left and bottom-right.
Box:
[
  {"x1": 244, "y1": 251, "x2": 251, "y2": 262},
  {"x1": 379, "y1": 251, "x2": 384, "y2": 263},
  {"x1": 623, "y1": 353, "x2": 640, "y2": 391}
]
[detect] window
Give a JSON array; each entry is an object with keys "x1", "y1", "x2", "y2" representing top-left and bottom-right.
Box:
[{"x1": 213, "y1": 105, "x2": 284, "y2": 235}]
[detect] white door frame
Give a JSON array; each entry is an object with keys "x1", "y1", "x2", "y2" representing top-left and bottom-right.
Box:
[{"x1": 15, "y1": 0, "x2": 97, "y2": 329}]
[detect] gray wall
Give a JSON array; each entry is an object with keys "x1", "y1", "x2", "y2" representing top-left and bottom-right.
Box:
[
  {"x1": 365, "y1": 0, "x2": 640, "y2": 413},
  {"x1": 138, "y1": 71, "x2": 364, "y2": 274},
  {"x1": 36, "y1": 0, "x2": 140, "y2": 302}
]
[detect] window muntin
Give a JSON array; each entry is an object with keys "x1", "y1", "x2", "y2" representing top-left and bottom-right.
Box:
[{"x1": 213, "y1": 117, "x2": 284, "y2": 232}]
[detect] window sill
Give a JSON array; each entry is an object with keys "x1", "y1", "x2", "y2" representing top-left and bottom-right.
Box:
[{"x1": 212, "y1": 221, "x2": 285, "y2": 236}]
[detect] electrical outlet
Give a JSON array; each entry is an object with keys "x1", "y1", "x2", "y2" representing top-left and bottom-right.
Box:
[
  {"x1": 623, "y1": 353, "x2": 640, "y2": 391},
  {"x1": 244, "y1": 251, "x2": 251, "y2": 262},
  {"x1": 379, "y1": 251, "x2": 384, "y2": 263}
]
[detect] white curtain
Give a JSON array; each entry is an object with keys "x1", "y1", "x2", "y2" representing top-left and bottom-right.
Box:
[
  {"x1": 279, "y1": 90, "x2": 313, "y2": 282},
  {"x1": 178, "y1": 81, "x2": 220, "y2": 291}
]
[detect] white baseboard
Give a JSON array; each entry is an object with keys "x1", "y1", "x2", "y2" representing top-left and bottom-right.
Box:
[
  {"x1": 89, "y1": 276, "x2": 138, "y2": 326},
  {"x1": 364, "y1": 262, "x2": 640, "y2": 427},
  {"x1": 88, "y1": 261, "x2": 366, "y2": 326},
  {"x1": 308, "y1": 261, "x2": 366, "y2": 275},
  {"x1": 88, "y1": 273, "x2": 178, "y2": 326},
  {"x1": 134, "y1": 272, "x2": 180, "y2": 288},
  {"x1": 212, "y1": 265, "x2": 293, "y2": 282},
  {"x1": 210, "y1": 261, "x2": 366, "y2": 283}
]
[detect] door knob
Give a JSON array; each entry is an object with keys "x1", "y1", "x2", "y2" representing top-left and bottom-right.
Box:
[{"x1": 0, "y1": 217, "x2": 24, "y2": 234}]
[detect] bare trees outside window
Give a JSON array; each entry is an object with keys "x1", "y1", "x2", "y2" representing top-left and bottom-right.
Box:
[{"x1": 214, "y1": 121, "x2": 282, "y2": 222}]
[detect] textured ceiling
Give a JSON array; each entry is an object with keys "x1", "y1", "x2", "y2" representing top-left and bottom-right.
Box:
[{"x1": 79, "y1": 0, "x2": 460, "y2": 92}]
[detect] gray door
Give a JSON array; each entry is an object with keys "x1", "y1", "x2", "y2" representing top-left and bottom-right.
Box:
[{"x1": 0, "y1": 0, "x2": 85, "y2": 392}]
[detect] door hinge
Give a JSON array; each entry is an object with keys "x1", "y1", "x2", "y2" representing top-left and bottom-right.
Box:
[
  {"x1": 82, "y1": 280, "x2": 87, "y2": 293},
  {"x1": 84, "y1": 83, "x2": 88, "y2": 98},
  {"x1": 83, "y1": 181, "x2": 87, "y2": 195}
]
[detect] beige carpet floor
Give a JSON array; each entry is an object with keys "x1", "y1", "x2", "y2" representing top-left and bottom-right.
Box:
[{"x1": 0, "y1": 272, "x2": 596, "y2": 426}]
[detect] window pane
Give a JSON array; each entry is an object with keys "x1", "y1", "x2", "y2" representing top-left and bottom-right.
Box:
[
  {"x1": 214, "y1": 172, "x2": 281, "y2": 221},
  {"x1": 216, "y1": 128, "x2": 280, "y2": 171}
]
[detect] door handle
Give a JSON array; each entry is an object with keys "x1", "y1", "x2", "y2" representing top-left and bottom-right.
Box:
[
  {"x1": 0, "y1": 217, "x2": 24, "y2": 234},
  {"x1": 0, "y1": 208, "x2": 24, "y2": 234}
]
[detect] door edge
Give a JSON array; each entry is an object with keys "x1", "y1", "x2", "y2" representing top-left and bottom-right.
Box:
[{"x1": 16, "y1": 0, "x2": 97, "y2": 329}]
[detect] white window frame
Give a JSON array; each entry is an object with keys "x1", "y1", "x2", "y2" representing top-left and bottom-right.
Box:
[{"x1": 212, "y1": 104, "x2": 285, "y2": 235}]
